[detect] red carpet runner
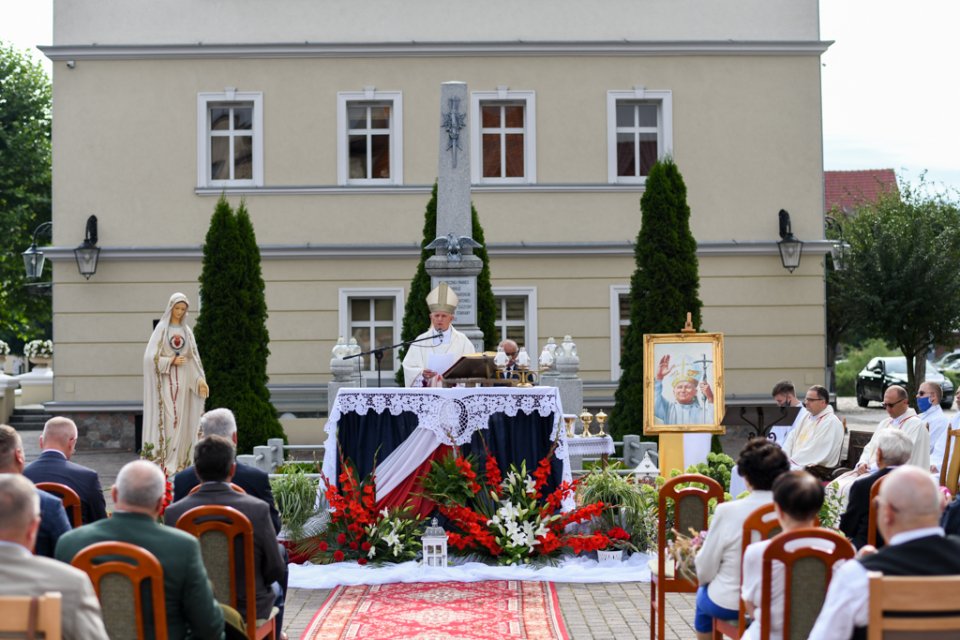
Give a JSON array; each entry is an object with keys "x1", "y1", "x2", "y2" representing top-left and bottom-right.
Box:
[{"x1": 301, "y1": 580, "x2": 569, "y2": 640}]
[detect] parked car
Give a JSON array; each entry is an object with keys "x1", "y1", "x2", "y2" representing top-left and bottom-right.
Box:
[
  {"x1": 856, "y1": 356, "x2": 955, "y2": 409},
  {"x1": 933, "y1": 350, "x2": 960, "y2": 371}
]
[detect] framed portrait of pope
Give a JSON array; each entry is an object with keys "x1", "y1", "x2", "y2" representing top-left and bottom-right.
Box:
[{"x1": 643, "y1": 332, "x2": 725, "y2": 434}]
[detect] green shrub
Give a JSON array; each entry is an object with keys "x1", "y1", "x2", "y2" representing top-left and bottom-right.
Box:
[
  {"x1": 270, "y1": 467, "x2": 321, "y2": 541},
  {"x1": 835, "y1": 338, "x2": 899, "y2": 396}
]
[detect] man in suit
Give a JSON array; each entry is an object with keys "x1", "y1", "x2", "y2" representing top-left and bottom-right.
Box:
[
  {"x1": 56, "y1": 460, "x2": 225, "y2": 640},
  {"x1": 0, "y1": 474, "x2": 107, "y2": 640},
  {"x1": 809, "y1": 466, "x2": 960, "y2": 640},
  {"x1": 173, "y1": 408, "x2": 281, "y2": 533},
  {"x1": 839, "y1": 429, "x2": 913, "y2": 549},
  {"x1": 23, "y1": 416, "x2": 108, "y2": 524},
  {"x1": 165, "y1": 435, "x2": 286, "y2": 632},
  {"x1": 0, "y1": 424, "x2": 71, "y2": 557}
]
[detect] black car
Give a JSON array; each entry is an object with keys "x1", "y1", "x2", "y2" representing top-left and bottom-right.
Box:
[{"x1": 856, "y1": 356, "x2": 955, "y2": 409}]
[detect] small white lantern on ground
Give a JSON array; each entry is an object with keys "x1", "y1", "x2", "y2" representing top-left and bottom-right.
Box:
[
  {"x1": 421, "y1": 518, "x2": 448, "y2": 567},
  {"x1": 634, "y1": 452, "x2": 660, "y2": 482}
]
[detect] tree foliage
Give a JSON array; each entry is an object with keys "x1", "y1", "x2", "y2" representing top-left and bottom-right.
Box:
[
  {"x1": 611, "y1": 158, "x2": 703, "y2": 440},
  {"x1": 830, "y1": 181, "x2": 960, "y2": 400},
  {"x1": 0, "y1": 43, "x2": 52, "y2": 346},
  {"x1": 396, "y1": 183, "x2": 497, "y2": 383},
  {"x1": 194, "y1": 196, "x2": 285, "y2": 453}
]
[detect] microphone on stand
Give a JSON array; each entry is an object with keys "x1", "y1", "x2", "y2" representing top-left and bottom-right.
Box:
[{"x1": 433, "y1": 330, "x2": 443, "y2": 346}]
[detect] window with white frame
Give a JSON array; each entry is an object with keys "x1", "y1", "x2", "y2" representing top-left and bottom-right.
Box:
[
  {"x1": 492, "y1": 287, "x2": 538, "y2": 352},
  {"x1": 337, "y1": 91, "x2": 403, "y2": 185},
  {"x1": 197, "y1": 91, "x2": 263, "y2": 187},
  {"x1": 338, "y1": 288, "x2": 403, "y2": 374},
  {"x1": 471, "y1": 90, "x2": 536, "y2": 184},
  {"x1": 607, "y1": 89, "x2": 673, "y2": 184},
  {"x1": 610, "y1": 285, "x2": 631, "y2": 380}
]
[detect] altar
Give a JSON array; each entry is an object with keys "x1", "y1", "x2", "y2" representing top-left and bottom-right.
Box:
[{"x1": 321, "y1": 387, "x2": 574, "y2": 514}]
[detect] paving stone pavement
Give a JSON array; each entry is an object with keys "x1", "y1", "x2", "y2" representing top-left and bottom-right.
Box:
[{"x1": 17, "y1": 431, "x2": 697, "y2": 639}]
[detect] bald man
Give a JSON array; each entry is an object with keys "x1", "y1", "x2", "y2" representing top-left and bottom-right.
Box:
[
  {"x1": 23, "y1": 416, "x2": 107, "y2": 523},
  {"x1": 809, "y1": 466, "x2": 960, "y2": 639}
]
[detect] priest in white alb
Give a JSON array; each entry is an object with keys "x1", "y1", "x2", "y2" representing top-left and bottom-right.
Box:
[
  {"x1": 781, "y1": 384, "x2": 844, "y2": 468},
  {"x1": 402, "y1": 283, "x2": 476, "y2": 387}
]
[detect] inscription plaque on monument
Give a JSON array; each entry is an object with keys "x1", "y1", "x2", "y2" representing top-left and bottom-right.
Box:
[{"x1": 432, "y1": 276, "x2": 476, "y2": 326}]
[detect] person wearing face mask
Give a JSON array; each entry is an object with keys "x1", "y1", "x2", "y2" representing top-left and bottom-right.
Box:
[{"x1": 916, "y1": 382, "x2": 950, "y2": 474}]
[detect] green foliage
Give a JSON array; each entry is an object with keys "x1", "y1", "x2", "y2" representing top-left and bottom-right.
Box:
[
  {"x1": 830, "y1": 181, "x2": 960, "y2": 398},
  {"x1": 194, "y1": 196, "x2": 286, "y2": 454},
  {"x1": 612, "y1": 158, "x2": 703, "y2": 441},
  {"x1": 270, "y1": 467, "x2": 321, "y2": 541},
  {"x1": 0, "y1": 43, "x2": 52, "y2": 344},
  {"x1": 395, "y1": 183, "x2": 498, "y2": 383},
  {"x1": 577, "y1": 465, "x2": 658, "y2": 552},
  {"x1": 835, "y1": 338, "x2": 899, "y2": 396},
  {"x1": 683, "y1": 452, "x2": 735, "y2": 493},
  {"x1": 818, "y1": 481, "x2": 844, "y2": 531}
]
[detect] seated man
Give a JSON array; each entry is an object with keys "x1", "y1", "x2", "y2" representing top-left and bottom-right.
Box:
[
  {"x1": 165, "y1": 435, "x2": 286, "y2": 632},
  {"x1": 781, "y1": 385, "x2": 844, "y2": 469},
  {"x1": 917, "y1": 382, "x2": 950, "y2": 474},
  {"x1": 741, "y1": 471, "x2": 826, "y2": 640},
  {"x1": 173, "y1": 408, "x2": 281, "y2": 533},
  {"x1": 23, "y1": 416, "x2": 108, "y2": 524},
  {"x1": 809, "y1": 466, "x2": 960, "y2": 639},
  {"x1": 839, "y1": 429, "x2": 912, "y2": 549},
  {"x1": 0, "y1": 424, "x2": 71, "y2": 557},
  {"x1": 56, "y1": 460, "x2": 225, "y2": 640},
  {"x1": 854, "y1": 385, "x2": 928, "y2": 474},
  {"x1": 0, "y1": 474, "x2": 107, "y2": 640}
]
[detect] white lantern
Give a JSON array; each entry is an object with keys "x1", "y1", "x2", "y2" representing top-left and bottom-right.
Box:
[{"x1": 421, "y1": 518, "x2": 448, "y2": 567}]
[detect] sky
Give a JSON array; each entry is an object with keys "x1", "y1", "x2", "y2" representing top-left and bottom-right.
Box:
[{"x1": 2, "y1": 0, "x2": 958, "y2": 196}]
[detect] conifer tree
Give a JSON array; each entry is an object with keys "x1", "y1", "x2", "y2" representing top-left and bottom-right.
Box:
[
  {"x1": 396, "y1": 183, "x2": 497, "y2": 384},
  {"x1": 611, "y1": 158, "x2": 704, "y2": 441},
  {"x1": 195, "y1": 196, "x2": 285, "y2": 453}
]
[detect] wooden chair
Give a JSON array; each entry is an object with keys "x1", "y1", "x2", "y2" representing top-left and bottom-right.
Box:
[
  {"x1": 187, "y1": 482, "x2": 247, "y2": 496},
  {"x1": 70, "y1": 541, "x2": 168, "y2": 640},
  {"x1": 941, "y1": 428, "x2": 960, "y2": 495},
  {"x1": 867, "y1": 571, "x2": 960, "y2": 639},
  {"x1": 175, "y1": 505, "x2": 276, "y2": 640},
  {"x1": 714, "y1": 502, "x2": 783, "y2": 639},
  {"x1": 758, "y1": 527, "x2": 854, "y2": 640},
  {"x1": 35, "y1": 482, "x2": 83, "y2": 527},
  {"x1": 650, "y1": 473, "x2": 725, "y2": 640},
  {"x1": 0, "y1": 592, "x2": 62, "y2": 639},
  {"x1": 866, "y1": 474, "x2": 889, "y2": 548}
]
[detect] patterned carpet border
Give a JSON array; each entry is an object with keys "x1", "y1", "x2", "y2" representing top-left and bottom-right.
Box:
[{"x1": 301, "y1": 580, "x2": 568, "y2": 640}]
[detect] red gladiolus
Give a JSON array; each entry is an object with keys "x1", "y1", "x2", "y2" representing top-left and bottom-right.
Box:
[
  {"x1": 484, "y1": 455, "x2": 503, "y2": 495},
  {"x1": 361, "y1": 541, "x2": 372, "y2": 551},
  {"x1": 333, "y1": 550, "x2": 345, "y2": 562},
  {"x1": 358, "y1": 558, "x2": 368, "y2": 566},
  {"x1": 337, "y1": 533, "x2": 347, "y2": 545},
  {"x1": 318, "y1": 541, "x2": 329, "y2": 552},
  {"x1": 607, "y1": 527, "x2": 631, "y2": 541},
  {"x1": 349, "y1": 541, "x2": 359, "y2": 551}
]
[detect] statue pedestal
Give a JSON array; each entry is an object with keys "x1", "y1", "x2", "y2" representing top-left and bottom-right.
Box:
[{"x1": 17, "y1": 364, "x2": 53, "y2": 406}]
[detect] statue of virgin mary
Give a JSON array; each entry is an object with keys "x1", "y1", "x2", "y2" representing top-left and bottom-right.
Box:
[{"x1": 143, "y1": 292, "x2": 209, "y2": 472}]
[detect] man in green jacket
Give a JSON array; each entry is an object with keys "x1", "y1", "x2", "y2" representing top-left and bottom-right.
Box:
[{"x1": 56, "y1": 459, "x2": 225, "y2": 640}]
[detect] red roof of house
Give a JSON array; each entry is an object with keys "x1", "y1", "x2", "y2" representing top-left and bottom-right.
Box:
[{"x1": 824, "y1": 169, "x2": 898, "y2": 213}]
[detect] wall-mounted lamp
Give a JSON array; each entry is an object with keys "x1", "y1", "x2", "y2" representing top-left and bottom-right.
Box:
[
  {"x1": 824, "y1": 215, "x2": 850, "y2": 272},
  {"x1": 22, "y1": 215, "x2": 101, "y2": 280},
  {"x1": 74, "y1": 215, "x2": 100, "y2": 279},
  {"x1": 777, "y1": 209, "x2": 804, "y2": 273}
]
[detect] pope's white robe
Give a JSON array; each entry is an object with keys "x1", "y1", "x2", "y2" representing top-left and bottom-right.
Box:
[
  {"x1": 401, "y1": 326, "x2": 475, "y2": 387},
  {"x1": 781, "y1": 404, "x2": 844, "y2": 467},
  {"x1": 857, "y1": 409, "x2": 929, "y2": 470}
]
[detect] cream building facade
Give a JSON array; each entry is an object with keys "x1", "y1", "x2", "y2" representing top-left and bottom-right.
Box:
[{"x1": 40, "y1": 0, "x2": 833, "y2": 443}]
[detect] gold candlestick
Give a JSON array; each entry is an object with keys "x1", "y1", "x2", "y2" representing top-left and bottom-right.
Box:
[
  {"x1": 595, "y1": 410, "x2": 608, "y2": 437},
  {"x1": 579, "y1": 409, "x2": 594, "y2": 438}
]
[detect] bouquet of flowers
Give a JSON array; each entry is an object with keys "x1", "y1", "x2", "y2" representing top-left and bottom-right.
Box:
[
  {"x1": 24, "y1": 339, "x2": 53, "y2": 360},
  {"x1": 0, "y1": 340, "x2": 9, "y2": 356},
  {"x1": 307, "y1": 455, "x2": 423, "y2": 565},
  {"x1": 422, "y1": 441, "x2": 608, "y2": 565},
  {"x1": 667, "y1": 528, "x2": 706, "y2": 582},
  {"x1": 603, "y1": 526, "x2": 639, "y2": 553}
]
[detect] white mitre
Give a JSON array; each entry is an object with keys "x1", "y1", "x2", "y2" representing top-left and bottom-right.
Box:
[{"x1": 427, "y1": 282, "x2": 458, "y2": 313}]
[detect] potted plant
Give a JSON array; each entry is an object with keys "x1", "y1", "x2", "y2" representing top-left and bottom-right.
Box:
[
  {"x1": 577, "y1": 463, "x2": 658, "y2": 553},
  {"x1": 270, "y1": 466, "x2": 322, "y2": 544},
  {"x1": 597, "y1": 526, "x2": 638, "y2": 562},
  {"x1": 24, "y1": 339, "x2": 53, "y2": 367}
]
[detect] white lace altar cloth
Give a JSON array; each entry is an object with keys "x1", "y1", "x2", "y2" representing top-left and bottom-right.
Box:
[
  {"x1": 566, "y1": 435, "x2": 615, "y2": 457},
  {"x1": 321, "y1": 387, "x2": 570, "y2": 504}
]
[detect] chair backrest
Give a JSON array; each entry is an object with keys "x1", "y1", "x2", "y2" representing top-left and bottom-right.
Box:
[
  {"x1": 866, "y1": 475, "x2": 888, "y2": 548},
  {"x1": 867, "y1": 571, "x2": 960, "y2": 640},
  {"x1": 839, "y1": 418, "x2": 851, "y2": 465},
  {"x1": 70, "y1": 541, "x2": 168, "y2": 640},
  {"x1": 0, "y1": 592, "x2": 62, "y2": 639},
  {"x1": 187, "y1": 482, "x2": 247, "y2": 496},
  {"x1": 175, "y1": 505, "x2": 258, "y2": 635},
  {"x1": 941, "y1": 428, "x2": 960, "y2": 495},
  {"x1": 35, "y1": 482, "x2": 83, "y2": 528},
  {"x1": 760, "y1": 527, "x2": 855, "y2": 640},
  {"x1": 658, "y1": 473, "x2": 725, "y2": 582}
]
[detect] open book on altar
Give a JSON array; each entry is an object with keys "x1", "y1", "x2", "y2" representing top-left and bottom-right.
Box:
[{"x1": 429, "y1": 352, "x2": 497, "y2": 382}]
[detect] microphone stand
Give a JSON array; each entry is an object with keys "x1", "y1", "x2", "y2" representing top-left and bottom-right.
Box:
[{"x1": 343, "y1": 332, "x2": 440, "y2": 388}]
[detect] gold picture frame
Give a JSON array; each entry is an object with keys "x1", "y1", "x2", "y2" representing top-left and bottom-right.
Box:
[{"x1": 643, "y1": 332, "x2": 725, "y2": 435}]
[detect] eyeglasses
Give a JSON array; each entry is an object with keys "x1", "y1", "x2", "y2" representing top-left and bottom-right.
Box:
[
  {"x1": 882, "y1": 398, "x2": 906, "y2": 409},
  {"x1": 803, "y1": 396, "x2": 823, "y2": 403}
]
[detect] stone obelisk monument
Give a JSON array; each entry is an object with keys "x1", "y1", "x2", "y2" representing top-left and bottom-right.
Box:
[{"x1": 426, "y1": 81, "x2": 484, "y2": 351}]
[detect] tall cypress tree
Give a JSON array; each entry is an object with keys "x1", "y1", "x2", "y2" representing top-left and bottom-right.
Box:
[
  {"x1": 195, "y1": 196, "x2": 285, "y2": 454},
  {"x1": 611, "y1": 158, "x2": 703, "y2": 440},
  {"x1": 396, "y1": 183, "x2": 497, "y2": 384}
]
